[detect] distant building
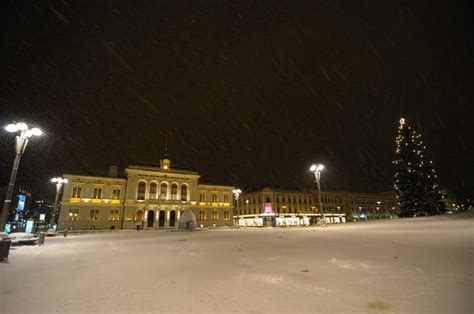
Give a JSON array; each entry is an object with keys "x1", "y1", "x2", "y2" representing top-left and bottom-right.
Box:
[
  {"x1": 58, "y1": 156, "x2": 234, "y2": 230},
  {"x1": 237, "y1": 187, "x2": 399, "y2": 226},
  {"x1": 237, "y1": 188, "x2": 346, "y2": 227},
  {"x1": 338, "y1": 190, "x2": 399, "y2": 220}
]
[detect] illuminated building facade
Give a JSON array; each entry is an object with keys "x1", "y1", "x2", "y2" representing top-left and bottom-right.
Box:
[
  {"x1": 237, "y1": 188, "x2": 346, "y2": 227},
  {"x1": 58, "y1": 157, "x2": 234, "y2": 230},
  {"x1": 339, "y1": 190, "x2": 399, "y2": 220},
  {"x1": 237, "y1": 187, "x2": 399, "y2": 226}
]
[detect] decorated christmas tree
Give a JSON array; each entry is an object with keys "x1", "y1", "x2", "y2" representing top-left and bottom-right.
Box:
[{"x1": 393, "y1": 118, "x2": 446, "y2": 217}]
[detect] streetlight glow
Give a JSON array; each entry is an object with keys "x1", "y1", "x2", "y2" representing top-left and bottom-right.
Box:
[
  {"x1": 310, "y1": 164, "x2": 324, "y2": 172},
  {"x1": 232, "y1": 189, "x2": 242, "y2": 198},
  {"x1": 232, "y1": 189, "x2": 242, "y2": 227},
  {"x1": 16, "y1": 122, "x2": 28, "y2": 131},
  {"x1": 51, "y1": 177, "x2": 68, "y2": 184},
  {"x1": 310, "y1": 163, "x2": 325, "y2": 224},
  {"x1": 1, "y1": 121, "x2": 43, "y2": 231},
  {"x1": 50, "y1": 177, "x2": 69, "y2": 229},
  {"x1": 5, "y1": 124, "x2": 18, "y2": 132},
  {"x1": 31, "y1": 127, "x2": 43, "y2": 136}
]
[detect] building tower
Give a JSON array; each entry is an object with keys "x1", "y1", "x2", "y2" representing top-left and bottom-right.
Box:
[{"x1": 160, "y1": 131, "x2": 171, "y2": 170}]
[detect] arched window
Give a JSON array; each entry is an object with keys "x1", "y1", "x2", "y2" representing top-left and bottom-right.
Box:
[
  {"x1": 181, "y1": 184, "x2": 188, "y2": 201},
  {"x1": 135, "y1": 210, "x2": 143, "y2": 221},
  {"x1": 149, "y1": 182, "x2": 157, "y2": 200},
  {"x1": 171, "y1": 184, "x2": 178, "y2": 200},
  {"x1": 160, "y1": 183, "x2": 168, "y2": 199},
  {"x1": 137, "y1": 182, "x2": 146, "y2": 200}
]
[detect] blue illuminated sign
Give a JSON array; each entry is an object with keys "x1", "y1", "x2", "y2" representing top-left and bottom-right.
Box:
[
  {"x1": 16, "y1": 194, "x2": 26, "y2": 211},
  {"x1": 25, "y1": 220, "x2": 34, "y2": 233}
]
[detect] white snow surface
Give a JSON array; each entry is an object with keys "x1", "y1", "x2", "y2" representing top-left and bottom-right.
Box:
[{"x1": 1, "y1": 214, "x2": 473, "y2": 313}]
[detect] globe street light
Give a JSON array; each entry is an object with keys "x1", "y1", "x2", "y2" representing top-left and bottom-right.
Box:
[
  {"x1": 232, "y1": 188, "x2": 242, "y2": 227},
  {"x1": 50, "y1": 177, "x2": 68, "y2": 229},
  {"x1": 0, "y1": 122, "x2": 42, "y2": 232},
  {"x1": 310, "y1": 163, "x2": 325, "y2": 224}
]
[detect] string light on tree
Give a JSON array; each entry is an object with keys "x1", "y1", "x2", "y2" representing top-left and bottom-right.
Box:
[{"x1": 393, "y1": 117, "x2": 446, "y2": 217}]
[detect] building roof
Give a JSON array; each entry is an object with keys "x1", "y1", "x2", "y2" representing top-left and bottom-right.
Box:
[
  {"x1": 63, "y1": 174, "x2": 127, "y2": 181},
  {"x1": 199, "y1": 183, "x2": 235, "y2": 189},
  {"x1": 127, "y1": 164, "x2": 200, "y2": 176}
]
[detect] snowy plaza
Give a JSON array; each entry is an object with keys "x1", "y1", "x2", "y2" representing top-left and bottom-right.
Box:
[{"x1": 1, "y1": 214, "x2": 473, "y2": 313}]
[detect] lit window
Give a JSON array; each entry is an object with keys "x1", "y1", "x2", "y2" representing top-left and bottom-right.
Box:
[
  {"x1": 109, "y1": 209, "x2": 119, "y2": 221},
  {"x1": 137, "y1": 182, "x2": 146, "y2": 200},
  {"x1": 68, "y1": 209, "x2": 79, "y2": 221},
  {"x1": 135, "y1": 210, "x2": 143, "y2": 221},
  {"x1": 181, "y1": 185, "x2": 188, "y2": 201},
  {"x1": 224, "y1": 211, "x2": 230, "y2": 220},
  {"x1": 171, "y1": 184, "x2": 178, "y2": 200},
  {"x1": 112, "y1": 189, "x2": 121, "y2": 200},
  {"x1": 93, "y1": 188, "x2": 102, "y2": 199},
  {"x1": 72, "y1": 187, "x2": 82, "y2": 198},
  {"x1": 212, "y1": 210, "x2": 218, "y2": 220},
  {"x1": 160, "y1": 183, "x2": 168, "y2": 198},
  {"x1": 199, "y1": 210, "x2": 206, "y2": 220},
  {"x1": 149, "y1": 183, "x2": 157, "y2": 200},
  {"x1": 90, "y1": 209, "x2": 100, "y2": 221}
]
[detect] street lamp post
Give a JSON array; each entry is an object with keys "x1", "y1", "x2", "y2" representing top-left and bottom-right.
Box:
[
  {"x1": 310, "y1": 163, "x2": 325, "y2": 224},
  {"x1": 0, "y1": 122, "x2": 42, "y2": 232},
  {"x1": 50, "y1": 177, "x2": 68, "y2": 229},
  {"x1": 232, "y1": 189, "x2": 242, "y2": 227}
]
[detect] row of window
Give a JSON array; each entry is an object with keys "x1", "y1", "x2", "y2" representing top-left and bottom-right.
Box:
[
  {"x1": 67, "y1": 209, "x2": 231, "y2": 222},
  {"x1": 68, "y1": 209, "x2": 120, "y2": 221},
  {"x1": 238, "y1": 206, "x2": 346, "y2": 215},
  {"x1": 199, "y1": 193, "x2": 230, "y2": 203},
  {"x1": 72, "y1": 187, "x2": 121, "y2": 200},
  {"x1": 240, "y1": 196, "x2": 323, "y2": 205},
  {"x1": 197, "y1": 210, "x2": 230, "y2": 220},
  {"x1": 137, "y1": 182, "x2": 188, "y2": 201}
]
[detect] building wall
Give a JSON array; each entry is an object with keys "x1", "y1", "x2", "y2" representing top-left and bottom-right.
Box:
[
  {"x1": 238, "y1": 187, "x2": 399, "y2": 222},
  {"x1": 58, "y1": 167, "x2": 234, "y2": 230},
  {"x1": 59, "y1": 175, "x2": 127, "y2": 230}
]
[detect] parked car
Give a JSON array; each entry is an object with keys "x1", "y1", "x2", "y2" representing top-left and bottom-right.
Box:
[{"x1": 45, "y1": 229, "x2": 59, "y2": 237}]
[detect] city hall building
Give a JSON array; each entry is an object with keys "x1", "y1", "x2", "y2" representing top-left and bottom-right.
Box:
[{"x1": 58, "y1": 156, "x2": 234, "y2": 230}]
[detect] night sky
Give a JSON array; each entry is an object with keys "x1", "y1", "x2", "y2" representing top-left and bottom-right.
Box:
[{"x1": 1, "y1": 1, "x2": 473, "y2": 200}]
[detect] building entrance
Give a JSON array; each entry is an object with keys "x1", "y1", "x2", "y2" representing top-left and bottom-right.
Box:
[
  {"x1": 147, "y1": 210, "x2": 154, "y2": 228},
  {"x1": 170, "y1": 210, "x2": 176, "y2": 227},
  {"x1": 159, "y1": 210, "x2": 165, "y2": 227},
  {"x1": 263, "y1": 216, "x2": 276, "y2": 227}
]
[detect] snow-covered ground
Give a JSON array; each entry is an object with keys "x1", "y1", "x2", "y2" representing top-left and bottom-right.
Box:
[{"x1": 1, "y1": 214, "x2": 473, "y2": 313}]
